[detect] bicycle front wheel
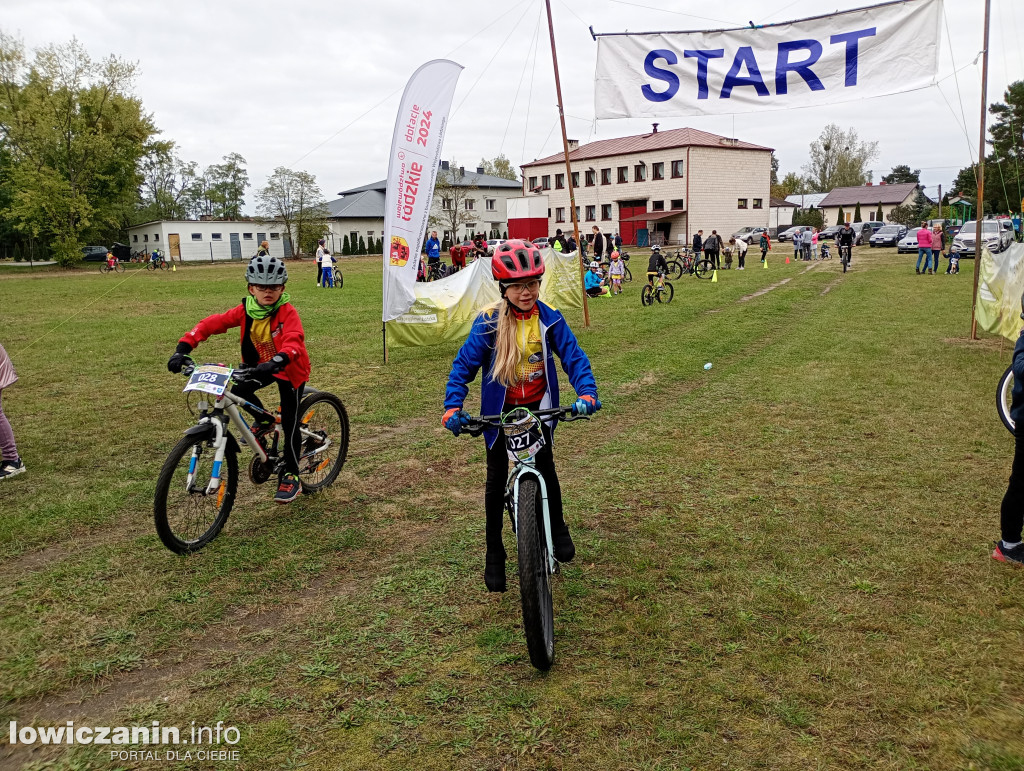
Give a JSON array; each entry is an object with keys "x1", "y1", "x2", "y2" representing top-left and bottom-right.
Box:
[
  {"x1": 623, "y1": 266, "x2": 632, "y2": 282},
  {"x1": 665, "y1": 260, "x2": 684, "y2": 280},
  {"x1": 146, "y1": 262, "x2": 155, "y2": 271},
  {"x1": 297, "y1": 391, "x2": 350, "y2": 492},
  {"x1": 695, "y1": 259, "x2": 715, "y2": 279},
  {"x1": 333, "y1": 268, "x2": 344, "y2": 289},
  {"x1": 516, "y1": 477, "x2": 555, "y2": 671},
  {"x1": 641, "y1": 285, "x2": 654, "y2": 306},
  {"x1": 999, "y1": 365, "x2": 1015, "y2": 435},
  {"x1": 159, "y1": 261, "x2": 168, "y2": 271},
  {"x1": 656, "y1": 281, "x2": 674, "y2": 303},
  {"x1": 154, "y1": 434, "x2": 238, "y2": 554},
  {"x1": 116, "y1": 263, "x2": 125, "y2": 273}
]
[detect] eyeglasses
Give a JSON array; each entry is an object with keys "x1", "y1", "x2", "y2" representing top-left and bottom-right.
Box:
[{"x1": 506, "y1": 280, "x2": 541, "y2": 293}]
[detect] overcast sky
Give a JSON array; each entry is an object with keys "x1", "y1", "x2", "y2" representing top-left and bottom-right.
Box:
[{"x1": 4, "y1": 0, "x2": 1022, "y2": 207}]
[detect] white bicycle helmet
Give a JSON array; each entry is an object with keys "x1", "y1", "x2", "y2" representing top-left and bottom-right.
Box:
[
  {"x1": 589, "y1": 261, "x2": 600, "y2": 269},
  {"x1": 246, "y1": 255, "x2": 288, "y2": 286}
]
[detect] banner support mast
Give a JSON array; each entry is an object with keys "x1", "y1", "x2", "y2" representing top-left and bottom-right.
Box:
[
  {"x1": 970, "y1": 0, "x2": 992, "y2": 340},
  {"x1": 545, "y1": 0, "x2": 590, "y2": 329}
]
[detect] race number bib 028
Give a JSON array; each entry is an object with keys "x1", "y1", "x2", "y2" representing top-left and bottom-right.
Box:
[
  {"x1": 183, "y1": 365, "x2": 233, "y2": 396},
  {"x1": 503, "y1": 410, "x2": 545, "y2": 462}
]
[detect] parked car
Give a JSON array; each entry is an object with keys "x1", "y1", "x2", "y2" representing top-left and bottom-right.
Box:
[
  {"x1": 869, "y1": 225, "x2": 908, "y2": 247},
  {"x1": 731, "y1": 226, "x2": 769, "y2": 244},
  {"x1": 864, "y1": 221, "x2": 885, "y2": 233},
  {"x1": 818, "y1": 225, "x2": 843, "y2": 241},
  {"x1": 849, "y1": 222, "x2": 873, "y2": 245},
  {"x1": 81, "y1": 245, "x2": 109, "y2": 262},
  {"x1": 951, "y1": 220, "x2": 1012, "y2": 257},
  {"x1": 530, "y1": 237, "x2": 550, "y2": 248},
  {"x1": 897, "y1": 231, "x2": 920, "y2": 254},
  {"x1": 776, "y1": 225, "x2": 813, "y2": 242},
  {"x1": 485, "y1": 238, "x2": 504, "y2": 256}
]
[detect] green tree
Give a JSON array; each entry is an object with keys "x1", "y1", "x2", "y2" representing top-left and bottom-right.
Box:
[
  {"x1": 836, "y1": 206, "x2": 845, "y2": 225},
  {"x1": 430, "y1": 161, "x2": 478, "y2": 237},
  {"x1": 887, "y1": 204, "x2": 917, "y2": 228},
  {"x1": 357, "y1": 235, "x2": 366, "y2": 255},
  {"x1": 770, "y1": 154, "x2": 779, "y2": 189},
  {"x1": 478, "y1": 154, "x2": 518, "y2": 181},
  {"x1": 802, "y1": 124, "x2": 879, "y2": 192},
  {"x1": 342, "y1": 235, "x2": 350, "y2": 256},
  {"x1": 772, "y1": 171, "x2": 810, "y2": 200},
  {"x1": 255, "y1": 167, "x2": 328, "y2": 257},
  {"x1": 205, "y1": 153, "x2": 248, "y2": 219},
  {"x1": 0, "y1": 32, "x2": 157, "y2": 265},
  {"x1": 853, "y1": 202, "x2": 862, "y2": 221},
  {"x1": 137, "y1": 143, "x2": 201, "y2": 222},
  {"x1": 875, "y1": 202, "x2": 884, "y2": 221},
  {"x1": 882, "y1": 165, "x2": 920, "y2": 184}
]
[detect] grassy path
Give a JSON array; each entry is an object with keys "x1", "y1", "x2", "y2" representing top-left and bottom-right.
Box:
[{"x1": 1, "y1": 250, "x2": 1022, "y2": 769}]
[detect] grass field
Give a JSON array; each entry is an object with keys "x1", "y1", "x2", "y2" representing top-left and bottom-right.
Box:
[{"x1": 1, "y1": 247, "x2": 1023, "y2": 770}]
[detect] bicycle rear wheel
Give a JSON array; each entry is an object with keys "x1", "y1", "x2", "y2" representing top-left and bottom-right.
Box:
[
  {"x1": 516, "y1": 477, "x2": 554, "y2": 670},
  {"x1": 999, "y1": 365, "x2": 1015, "y2": 435},
  {"x1": 695, "y1": 259, "x2": 715, "y2": 279},
  {"x1": 154, "y1": 434, "x2": 238, "y2": 554},
  {"x1": 656, "y1": 281, "x2": 674, "y2": 303},
  {"x1": 623, "y1": 266, "x2": 632, "y2": 282},
  {"x1": 641, "y1": 285, "x2": 654, "y2": 306},
  {"x1": 297, "y1": 391, "x2": 350, "y2": 492},
  {"x1": 115, "y1": 263, "x2": 125, "y2": 273}
]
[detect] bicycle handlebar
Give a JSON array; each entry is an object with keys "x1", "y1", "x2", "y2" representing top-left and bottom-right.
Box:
[
  {"x1": 180, "y1": 362, "x2": 259, "y2": 384},
  {"x1": 462, "y1": 406, "x2": 590, "y2": 437}
]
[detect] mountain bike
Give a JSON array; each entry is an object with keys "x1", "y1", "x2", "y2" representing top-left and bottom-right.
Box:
[
  {"x1": 426, "y1": 261, "x2": 448, "y2": 282},
  {"x1": 147, "y1": 256, "x2": 168, "y2": 271},
  {"x1": 642, "y1": 270, "x2": 674, "y2": 305},
  {"x1": 154, "y1": 362, "x2": 349, "y2": 554},
  {"x1": 99, "y1": 261, "x2": 124, "y2": 274},
  {"x1": 839, "y1": 244, "x2": 851, "y2": 273},
  {"x1": 463, "y1": 405, "x2": 592, "y2": 670}
]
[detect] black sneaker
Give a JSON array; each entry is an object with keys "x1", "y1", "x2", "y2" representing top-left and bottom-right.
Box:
[
  {"x1": 0, "y1": 457, "x2": 26, "y2": 481},
  {"x1": 484, "y1": 552, "x2": 507, "y2": 593},
  {"x1": 552, "y1": 526, "x2": 575, "y2": 563},
  {"x1": 992, "y1": 540, "x2": 1024, "y2": 565},
  {"x1": 275, "y1": 473, "x2": 301, "y2": 504}
]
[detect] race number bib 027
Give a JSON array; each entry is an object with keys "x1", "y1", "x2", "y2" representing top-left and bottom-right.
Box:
[
  {"x1": 183, "y1": 365, "x2": 233, "y2": 396},
  {"x1": 503, "y1": 410, "x2": 545, "y2": 462}
]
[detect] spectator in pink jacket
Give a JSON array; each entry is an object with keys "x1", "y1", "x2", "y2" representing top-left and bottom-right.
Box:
[{"x1": 916, "y1": 222, "x2": 934, "y2": 274}]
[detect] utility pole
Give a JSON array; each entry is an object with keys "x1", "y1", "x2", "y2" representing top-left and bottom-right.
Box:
[{"x1": 970, "y1": 0, "x2": 992, "y2": 339}]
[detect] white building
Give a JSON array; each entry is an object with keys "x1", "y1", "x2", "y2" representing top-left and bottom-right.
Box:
[
  {"x1": 514, "y1": 125, "x2": 773, "y2": 247},
  {"x1": 126, "y1": 220, "x2": 289, "y2": 262},
  {"x1": 817, "y1": 182, "x2": 924, "y2": 226}
]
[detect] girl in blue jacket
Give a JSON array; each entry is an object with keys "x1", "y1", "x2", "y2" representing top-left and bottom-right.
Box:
[{"x1": 443, "y1": 240, "x2": 600, "y2": 592}]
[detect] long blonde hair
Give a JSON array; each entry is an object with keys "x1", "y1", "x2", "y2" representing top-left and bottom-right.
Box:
[{"x1": 482, "y1": 301, "x2": 526, "y2": 387}]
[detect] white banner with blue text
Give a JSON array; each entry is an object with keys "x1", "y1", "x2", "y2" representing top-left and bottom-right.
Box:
[
  {"x1": 383, "y1": 59, "x2": 464, "y2": 323},
  {"x1": 594, "y1": 0, "x2": 941, "y2": 118}
]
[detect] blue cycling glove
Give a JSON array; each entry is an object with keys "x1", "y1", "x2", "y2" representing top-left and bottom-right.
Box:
[
  {"x1": 572, "y1": 395, "x2": 601, "y2": 416},
  {"x1": 442, "y1": 408, "x2": 470, "y2": 436}
]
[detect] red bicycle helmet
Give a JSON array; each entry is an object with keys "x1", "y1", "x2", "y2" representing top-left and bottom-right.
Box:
[{"x1": 492, "y1": 239, "x2": 545, "y2": 282}]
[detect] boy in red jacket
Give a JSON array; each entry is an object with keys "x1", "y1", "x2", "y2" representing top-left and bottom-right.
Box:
[{"x1": 167, "y1": 256, "x2": 310, "y2": 503}]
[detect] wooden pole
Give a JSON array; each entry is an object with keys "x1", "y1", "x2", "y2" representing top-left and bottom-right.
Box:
[
  {"x1": 971, "y1": 0, "x2": 992, "y2": 339},
  {"x1": 545, "y1": 0, "x2": 590, "y2": 328}
]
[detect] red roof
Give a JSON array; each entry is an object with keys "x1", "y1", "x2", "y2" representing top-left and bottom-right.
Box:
[{"x1": 522, "y1": 127, "x2": 772, "y2": 169}]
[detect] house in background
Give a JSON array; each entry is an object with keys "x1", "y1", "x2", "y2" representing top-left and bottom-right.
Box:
[
  {"x1": 513, "y1": 125, "x2": 773, "y2": 247},
  {"x1": 769, "y1": 197, "x2": 798, "y2": 232},
  {"x1": 784, "y1": 192, "x2": 829, "y2": 210},
  {"x1": 126, "y1": 220, "x2": 288, "y2": 262},
  {"x1": 818, "y1": 182, "x2": 924, "y2": 225}
]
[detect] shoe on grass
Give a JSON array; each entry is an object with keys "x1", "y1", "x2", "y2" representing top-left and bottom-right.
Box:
[
  {"x1": 552, "y1": 526, "x2": 575, "y2": 563},
  {"x1": 0, "y1": 457, "x2": 26, "y2": 480},
  {"x1": 992, "y1": 540, "x2": 1024, "y2": 565},
  {"x1": 275, "y1": 473, "x2": 301, "y2": 504}
]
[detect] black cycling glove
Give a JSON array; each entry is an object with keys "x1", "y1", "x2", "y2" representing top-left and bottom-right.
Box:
[
  {"x1": 167, "y1": 342, "x2": 193, "y2": 373},
  {"x1": 254, "y1": 353, "x2": 289, "y2": 377}
]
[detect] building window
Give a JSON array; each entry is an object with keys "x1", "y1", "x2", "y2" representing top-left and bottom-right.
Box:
[
  {"x1": 555, "y1": 173, "x2": 564, "y2": 189},
  {"x1": 191, "y1": 233, "x2": 202, "y2": 241},
  {"x1": 243, "y1": 233, "x2": 253, "y2": 239},
  {"x1": 652, "y1": 200, "x2": 665, "y2": 211},
  {"x1": 634, "y1": 164, "x2": 646, "y2": 182},
  {"x1": 541, "y1": 175, "x2": 550, "y2": 190},
  {"x1": 652, "y1": 162, "x2": 665, "y2": 181},
  {"x1": 585, "y1": 205, "x2": 596, "y2": 221},
  {"x1": 571, "y1": 172, "x2": 579, "y2": 187},
  {"x1": 442, "y1": 198, "x2": 452, "y2": 210},
  {"x1": 737, "y1": 199, "x2": 748, "y2": 209},
  {"x1": 154, "y1": 234, "x2": 160, "y2": 241},
  {"x1": 753, "y1": 198, "x2": 763, "y2": 209},
  {"x1": 132, "y1": 234, "x2": 138, "y2": 242},
  {"x1": 585, "y1": 170, "x2": 596, "y2": 187},
  {"x1": 486, "y1": 199, "x2": 496, "y2": 211},
  {"x1": 270, "y1": 233, "x2": 281, "y2": 239},
  {"x1": 671, "y1": 160, "x2": 684, "y2": 178},
  {"x1": 143, "y1": 234, "x2": 149, "y2": 242},
  {"x1": 617, "y1": 166, "x2": 628, "y2": 183},
  {"x1": 574, "y1": 206, "x2": 580, "y2": 221},
  {"x1": 555, "y1": 207, "x2": 565, "y2": 222},
  {"x1": 212, "y1": 233, "x2": 223, "y2": 240},
  {"x1": 601, "y1": 168, "x2": 612, "y2": 185},
  {"x1": 670, "y1": 198, "x2": 685, "y2": 209},
  {"x1": 528, "y1": 176, "x2": 538, "y2": 190},
  {"x1": 601, "y1": 204, "x2": 612, "y2": 220},
  {"x1": 465, "y1": 199, "x2": 475, "y2": 210}
]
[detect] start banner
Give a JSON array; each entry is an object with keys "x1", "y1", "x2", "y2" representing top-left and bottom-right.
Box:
[
  {"x1": 977, "y1": 242, "x2": 1024, "y2": 343},
  {"x1": 382, "y1": 59, "x2": 463, "y2": 323},
  {"x1": 594, "y1": 0, "x2": 942, "y2": 118}
]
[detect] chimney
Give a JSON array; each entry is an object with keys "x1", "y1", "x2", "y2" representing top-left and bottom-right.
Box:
[
  {"x1": 866, "y1": 181, "x2": 873, "y2": 186},
  {"x1": 459, "y1": 166, "x2": 465, "y2": 177},
  {"x1": 879, "y1": 180, "x2": 887, "y2": 185},
  {"x1": 476, "y1": 166, "x2": 484, "y2": 174},
  {"x1": 652, "y1": 123, "x2": 659, "y2": 134},
  {"x1": 567, "y1": 139, "x2": 579, "y2": 151},
  {"x1": 440, "y1": 160, "x2": 449, "y2": 170}
]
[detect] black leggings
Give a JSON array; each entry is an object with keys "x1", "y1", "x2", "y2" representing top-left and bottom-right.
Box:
[
  {"x1": 1002, "y1": 433, "x2": 1024, "y2": 542},
  {"x1": 232, "y1": 373, "x2": 306, "y2": 476},
  {"x1": 484, "y1": 404, "x2": 565, "y2": 557}
]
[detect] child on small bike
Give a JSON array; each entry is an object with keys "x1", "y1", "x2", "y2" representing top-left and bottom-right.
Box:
[
  {"x1": 106, "y1": 251, "x2": 117, "y2": 270},
  {"x1": 166, "y1": 256, "x2": 311, "y2": 504},
  {"x1": 320, "y1": 249, "x2": 335, "y2": 288},
  {"x1": 647, "y1": 244, "x2": 668, "y2": 283},
  {"x1": 442, "y1": 240, "x2": 600, "y2": 592}
]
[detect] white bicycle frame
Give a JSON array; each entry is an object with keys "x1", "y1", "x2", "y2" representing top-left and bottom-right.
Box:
[{"x1": 508, "y1": 456, "x2": 558, "y2": 575}]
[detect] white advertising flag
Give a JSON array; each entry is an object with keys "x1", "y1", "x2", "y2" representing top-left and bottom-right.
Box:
[
  {"x1": 383, "y1": 59, "x2": 464, "y2": 323},
  {"x1": 595, "y1": 0, "x2": 942, "y2": 118}
]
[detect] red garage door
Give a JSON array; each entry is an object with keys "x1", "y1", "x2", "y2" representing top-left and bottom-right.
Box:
[{"x1": 619, "y1": 203, "x2": 647, "y2": 245}]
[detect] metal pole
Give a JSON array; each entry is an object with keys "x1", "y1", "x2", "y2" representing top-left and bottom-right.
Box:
[
  {"x1": 545, "y1": 0, "x2": 590, "y2": 328},
  {"x1": 971, "y1": 0, "x2": 992, "y2": 339}
]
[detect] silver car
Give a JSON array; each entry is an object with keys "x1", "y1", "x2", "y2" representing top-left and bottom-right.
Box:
[
  {"x1": 897, "y1": 231, "x2": 919, "y2": 254},
  {"x1": 952, "y1": 220, "x2": 1012, "y2": 257}
]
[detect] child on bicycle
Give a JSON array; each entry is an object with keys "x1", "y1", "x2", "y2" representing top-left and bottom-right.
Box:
[
  {"x1": 607, "y1": 251, "x2": 625, "y2": 295},
  {"x1": 320, "y1": 249, "x2": 335, "y2": 288},
  {"x1": 647, "y1": 244, "x2": 668, "y2": 284},
  {"x1": 106, "y1": 251, "x2": 117, "y2": 270},
  {"x1": 166, "y1": 256, "x2": 311, "y2": 504},
  {"x1": 442, "y1": 240, "x2": 600, "y2": 592}
]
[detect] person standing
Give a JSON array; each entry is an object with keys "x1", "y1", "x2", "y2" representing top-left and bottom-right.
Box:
[
  {"x1": 552, "y1": 229, "x2": 568, "y2": 253},
  {"x1": 592, "y1": 226, "x2": 606, "y2": 262},
  {"x1": 759, "y1": 231, "x2": 771, "y2": 263},
  {"x1": 315, "y1": 238, "x2": 327, "y2": 286},
  {"x1": 792, "y1": 228, "x2": 804, "y2": 262},
  {"x1": 994, "y1": 311, "x2": 1024, "y2": 565},
  {"x1": 692, "y1": 229, "x2": 703, "y2": 256},
  {"x1": 709, "y1": 230, "x2": 724, "y2": 269},
  {"x1": 731, "y1": 236, "x2": 748, "y2": 269},
  {"x1": 810, "y1": 228, "x2": 820, "y2": 259},
  {"x1": 566, "y1": 234, "x2": 577, "y2": 253},
  {"x1": 613, "y1": 232, "x2": 623, "y2": 251},
  {"x1": 932, "y1": 225, "x2": 947, "y2": 273},
  {"x1": 0, "y1": 342, "x2": 25, "y2": 480},
  {"x1": 424, "y1": 230, "x2": 441, "y2": 266},
  {"x1": 915, "y1": 222, "x2": 933, "y2": 274}
]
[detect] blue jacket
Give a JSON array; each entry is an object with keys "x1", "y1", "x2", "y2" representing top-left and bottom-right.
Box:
[
  {"x1": 584, "y1": 271, "x2": 602, "y2": 290},
  {"x1": 1011, "y1": 331, "x2": 1024, "y2": 430},
  {"x1": 425, "y1": 237, "x2": 440, "y2": 259},
  {"x1": 445, "y1": 301, "x2": 598, "y2": 448}
]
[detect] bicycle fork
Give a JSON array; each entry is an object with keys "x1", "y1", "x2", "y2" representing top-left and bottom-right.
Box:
[{"x1": 508, "y1": 466, "x2": 558, "y2": 574}]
